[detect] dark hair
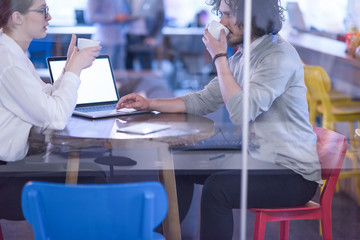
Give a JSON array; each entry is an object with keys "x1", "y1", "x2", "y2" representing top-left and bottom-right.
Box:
[
  {"x1": 0, "y1": 0, "x2": 34, "y2": 28},
  {"x1": 206, "y1": 0, "x2": 285, "y2": 37}
]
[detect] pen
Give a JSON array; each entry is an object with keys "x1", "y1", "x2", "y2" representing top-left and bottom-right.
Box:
[{"x1": 209, "y1": 153, "x2": 226, "y2": 161}]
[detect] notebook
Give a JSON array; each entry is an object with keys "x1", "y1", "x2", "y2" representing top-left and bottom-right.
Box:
[{"x1": 47, "y1": 55, "x2": 148, "y2": 119}]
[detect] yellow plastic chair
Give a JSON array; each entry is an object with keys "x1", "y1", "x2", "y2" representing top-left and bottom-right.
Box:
[
  {"x1": 303, "y1": 64, "x2": 352, "y2": 126},
  {"x1": 304, "y1": 65, "x2": 360, "y2": 206},
  {"x1": 355, "y1": 128, "x2": 360, "y2": 183}
]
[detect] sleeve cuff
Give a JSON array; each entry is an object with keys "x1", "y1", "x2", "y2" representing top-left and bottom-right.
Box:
[{"x1": 62, "y1": 71, "x2": 81, "y2": 88}]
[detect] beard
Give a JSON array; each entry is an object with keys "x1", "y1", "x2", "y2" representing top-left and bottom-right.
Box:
[{"x1": 227, "y1": 33, "x2": 243, "y2": 48}]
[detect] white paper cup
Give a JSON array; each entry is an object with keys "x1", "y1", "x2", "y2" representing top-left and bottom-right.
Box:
[
  {"x1": 77, "y1": 38, "x2": 100, "y2": 51},
  {"x1": 206, "y1": 20, "x2": 230, "y2": 41}
]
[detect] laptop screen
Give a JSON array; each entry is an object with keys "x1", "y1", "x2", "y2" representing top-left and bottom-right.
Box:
[{"x1": 47, "y1": 55, "x2": 119, "y2": 106}]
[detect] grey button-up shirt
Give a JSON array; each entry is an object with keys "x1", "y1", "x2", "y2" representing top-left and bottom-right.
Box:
[{"x1": 181, "y1": 34, "x2": 321, "y2": 183}]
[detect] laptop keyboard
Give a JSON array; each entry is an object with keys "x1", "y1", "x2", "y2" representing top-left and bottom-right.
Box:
[
  {"x1": 172, "y1": 127, "x2": 242, "y2": 151},
  {"x1": 76, "y1": 104, "x2": 117, "y2": 113}
]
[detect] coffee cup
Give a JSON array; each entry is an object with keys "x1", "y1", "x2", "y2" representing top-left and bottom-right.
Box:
[
  {"x1": 77, "y1": 38, "x2": 100, "y2": 51},
  {"x1": 206, "y1": 20, "x2": 229, "y2": 41}
]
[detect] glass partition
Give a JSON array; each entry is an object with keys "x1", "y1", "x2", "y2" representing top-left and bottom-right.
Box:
[{"x1": 1, "y1": 0, "x2": 359, "y2": 239}]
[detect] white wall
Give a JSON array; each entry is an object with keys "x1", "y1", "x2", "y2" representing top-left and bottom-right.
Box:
[
  {"x1": 47, "y1": 0, "x2": 87, "y2": 26},
  {"x1": 347, "y1": 0, "x2": 360, "y2": 31}
]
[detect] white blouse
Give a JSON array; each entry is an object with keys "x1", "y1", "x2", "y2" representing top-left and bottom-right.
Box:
[{"x1": 0, "y1": 33, "x2": 80, "y2": 162}]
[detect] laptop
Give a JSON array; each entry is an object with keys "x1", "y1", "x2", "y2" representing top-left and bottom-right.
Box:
[
  {"x1": 47, "y1": 55, "x2": 148, "y2": 119},
  {"x1": 131, "y1": 0, "x2": 161, "y2": 18},
  {"x1": 286, "y1": 2, "x2": 309, "y2": 32}
]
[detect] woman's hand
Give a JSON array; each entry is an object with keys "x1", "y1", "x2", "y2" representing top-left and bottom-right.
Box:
[
  {"x1": 66, "y1": 34, "x2": 77, "y2": 60},
  {"x1": 63, "y1": 34, "x2": 77, "y2": 72},
  {"x1": 65, "y1": 44, "x2": 101, "y2": 76},
  {"x1": 116, "y1": 93, "x2": 150, "y2": 111},
  {"x1": 202, "y1": 28, "x2": 228, "y2": 58}
]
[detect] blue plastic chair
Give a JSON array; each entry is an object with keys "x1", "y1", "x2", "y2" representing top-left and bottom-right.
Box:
[{"x1": 21, "y1": 181, "x2": 168, "y2": 240}]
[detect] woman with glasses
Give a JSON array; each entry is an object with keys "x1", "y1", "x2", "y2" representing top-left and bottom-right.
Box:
[
  {"x1": 0, "y1": 0, "x2": 101, "y2": 162},
  {"x1": 0, "y1": 0, "x2": 103, "y2": 225}
]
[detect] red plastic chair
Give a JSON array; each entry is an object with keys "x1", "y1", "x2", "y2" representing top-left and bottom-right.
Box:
[{"x1": 251, "y1": 126, "x2": 347, "y2": 240}]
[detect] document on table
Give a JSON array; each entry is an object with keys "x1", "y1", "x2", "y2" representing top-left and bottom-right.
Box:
[{"x1": 116, "y1": 122, "x2": 171, "y2": 135}]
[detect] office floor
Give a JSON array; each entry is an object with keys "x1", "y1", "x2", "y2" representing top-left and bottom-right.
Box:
[{"x1": 1, "y1": 188, "x2": 359, "y2": 240}]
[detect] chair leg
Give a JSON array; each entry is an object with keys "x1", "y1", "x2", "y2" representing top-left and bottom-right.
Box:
[
  {"x1": 348, "y1": 123, "x2": 357, "y2": 162},
  {"x1": 354, "y1": 122, "x2": 360, "y2": 206},
  {"x1": 355, "y1": 172, "x2": 360, "y2": 207},
  {"x1": 335, "y1": 181, "x2": 341, "y2": 193},
  {"x1": 348, "y1": 122, "x2": 360, "y2": 206},
  {"x1": 279, "y1": 221, "x2": 289, "y2": 240},
  {"x1": 0, "y1": 223, "x2": 4, "y2": 240},
  {"x1": 308, "y1": 100, "x2": 318, "y2": 126},
  {"x1": 335, "y1": 122, "x2": 360, "y2": 203},
  {"x1": 320, "y1": 217, "x2": 333, "y2": 240},
  {"x1": 253, "y1": 212, "x2": 266, "y2": 240}
]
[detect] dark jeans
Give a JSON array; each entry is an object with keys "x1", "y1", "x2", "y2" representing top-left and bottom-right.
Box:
[
  {"x1": 125, "y1": 35, "x2": 153, "y2": 70},
  {"x1": 176, "y1": 169, "x2": 318, "y2": 240}
]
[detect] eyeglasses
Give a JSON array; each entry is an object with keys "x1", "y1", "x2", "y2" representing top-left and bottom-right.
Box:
[{"x1": 28, "y1": 6, "x2": 49, "y2": 19}]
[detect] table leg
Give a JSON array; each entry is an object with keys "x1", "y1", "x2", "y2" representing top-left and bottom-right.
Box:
[
  {"x1": 158, "y1": 146, "x2": 182, "y2": 240},
  {"x1": 65, "y1": 151, "x2": 80, "y2": 184}
]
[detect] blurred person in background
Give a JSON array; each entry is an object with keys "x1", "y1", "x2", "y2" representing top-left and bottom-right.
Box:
[
  {"x1": 125, "y1": 0, "x2": 165, "y2": 70},
  {"x1": 190, "y1": 9, "x2": 209, "y2": 28},
  {"x1": 86, "y1": 0, "x2": 131, "y2": 70}
]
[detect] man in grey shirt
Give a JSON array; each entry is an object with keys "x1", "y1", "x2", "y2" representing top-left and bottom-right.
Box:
[{"x1": 117, "y1": 0, "x2": 321, "y2": 239}]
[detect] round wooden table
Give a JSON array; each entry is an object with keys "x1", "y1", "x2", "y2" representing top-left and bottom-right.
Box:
[{"x1": 48, "y1": 112, "x2": 214, "y2": 240}]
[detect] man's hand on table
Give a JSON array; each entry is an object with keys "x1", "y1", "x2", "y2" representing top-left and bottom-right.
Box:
[{"x1": 116, "y1": 93, "x2": 151, "y2": 111}]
